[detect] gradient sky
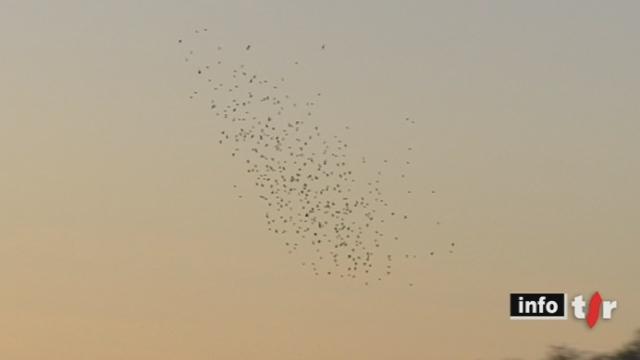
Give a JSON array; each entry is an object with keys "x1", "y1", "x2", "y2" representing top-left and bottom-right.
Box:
[{"x1": 1, "y1": 1, "x2": 639, "y2": 359}]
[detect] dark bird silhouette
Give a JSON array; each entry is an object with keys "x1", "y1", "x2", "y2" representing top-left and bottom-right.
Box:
[{"x1": 178, "y1": 31, "x2": 451, "y2": 285}]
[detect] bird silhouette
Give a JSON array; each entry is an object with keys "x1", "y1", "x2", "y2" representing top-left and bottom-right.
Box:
[{"x1": 178, "y1": 32, "x2": 450, "y2": 285}]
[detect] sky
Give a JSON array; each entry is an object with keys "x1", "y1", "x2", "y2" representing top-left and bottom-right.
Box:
[{"x1": 1, "y1": 1, "x2": 639, "y2": 359}]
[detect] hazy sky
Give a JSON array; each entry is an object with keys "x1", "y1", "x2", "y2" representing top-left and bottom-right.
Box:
[{"x1": 1, "y1": 1, "x2": 639, "y2": 359}]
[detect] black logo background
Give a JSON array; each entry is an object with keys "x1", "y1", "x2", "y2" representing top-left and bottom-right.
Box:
[{"x1": 510, "y1": 293, "x2": 566, "y2": 318}]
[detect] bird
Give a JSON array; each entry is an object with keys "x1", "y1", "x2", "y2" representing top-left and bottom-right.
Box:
[{"x1": 178, "y1": 32, "x2": 451, "y2": 285}]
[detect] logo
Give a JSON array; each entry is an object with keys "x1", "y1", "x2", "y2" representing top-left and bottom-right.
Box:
[
  {"x1": 510, "y1": 291, "x2": 617, "y2": 328},
  {"x1": 571, "y1": 292, "x2": 617, "y2": 328},
  {"x1": 510, "y1": 293, "x2": 567, "y2": 320}
]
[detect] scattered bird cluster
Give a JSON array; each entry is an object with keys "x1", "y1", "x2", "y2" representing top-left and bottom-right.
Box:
[{"x1": 178, "y1": 28, "x2": 454, "y2": 285}]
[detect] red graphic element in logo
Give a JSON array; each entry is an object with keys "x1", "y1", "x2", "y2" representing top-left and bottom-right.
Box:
[{"x1": 586, "y1": 292, "x2": 603, "y2": 328}]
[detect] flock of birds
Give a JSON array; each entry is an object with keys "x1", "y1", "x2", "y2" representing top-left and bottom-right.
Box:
[{"x1": 179, "y1": 28, "x2": 454, "y2": 286}]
